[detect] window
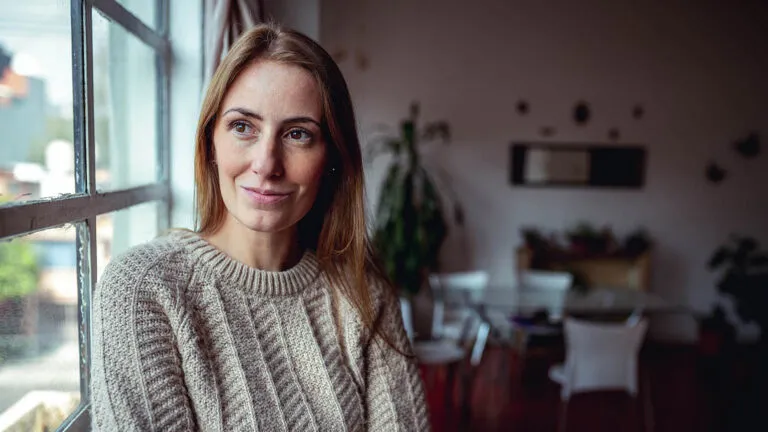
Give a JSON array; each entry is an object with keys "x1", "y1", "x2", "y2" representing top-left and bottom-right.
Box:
[{"x1": 0, "y1": 0, "x2": 170, "y2": 430}]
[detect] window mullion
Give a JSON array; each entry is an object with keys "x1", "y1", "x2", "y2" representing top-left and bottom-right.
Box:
[
  {"x1": 157, "y1": 0, "x2": 169, "y2": 37},
  {"x1": 75, "y1": 217, "x2": 96, "y2": 402},
  {"x1": 71, "y1": 0, "x2": 89, "y2": 194},
  {"x1": 72, "y1": 0, "x2": 96, "y2": 195},
  {"x1": 84, "y1": 1, "x2": 97, "y2": 195},
  {"x1": 0, "y1": 184, "x2": 169, "y2": 240},
  {"x1": 72, "y1": 0, "x2": 95, "y2": 411},
  {"x1": 156, "y1": 0, "x2": 171, "y2": 232},
  {"x1": 92, "y1": 0, "x2": 168, "y2": 53}
]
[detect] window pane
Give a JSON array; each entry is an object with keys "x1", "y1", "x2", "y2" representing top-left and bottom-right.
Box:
[
  {"x1": 0, "y1": 225, "x2": 80, "y2": 429},
  {"x1": 93, "y1": 11, "x2": 159, "y2": 192},
  {"x1": 97, "y1": 201, "x2": 160, "y2": 279},
  {"x1": 115, "y1": 0, "x2": 158, "y2": 30},
  {"x1": 0, "y1": 1, "x2": 75, "y2": 207}
]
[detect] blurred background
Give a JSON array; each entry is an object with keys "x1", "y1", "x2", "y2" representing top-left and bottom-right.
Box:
[{"x1": 1, "y1": 0, "x2": 766, "y2": 431}]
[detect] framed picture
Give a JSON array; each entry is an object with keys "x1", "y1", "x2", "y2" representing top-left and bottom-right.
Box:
[{"x1": 510, "y1": 142, "x2": 647, "y2": 189}]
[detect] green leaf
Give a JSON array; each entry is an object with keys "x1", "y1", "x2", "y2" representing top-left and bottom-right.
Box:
[
  {"x1": 0, "y1": 239, "x2": 40, "y2": 301},
  {"x1": 708, "y1": 247, "x2": 731, "y2": 270},
  {"x1": 737, "y1": 237, "x2": 759, "y2": 254}
]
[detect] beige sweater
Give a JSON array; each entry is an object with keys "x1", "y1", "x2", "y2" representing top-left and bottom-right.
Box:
[{"x1": 91, "y1": 230, "x2": 429, "y2": 431}]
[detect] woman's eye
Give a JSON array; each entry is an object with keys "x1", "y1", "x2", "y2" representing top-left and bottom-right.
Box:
[
  {"x1": 287, "y1": 129, "x2": 312, "y2": 143},
  {"x1": 231, "y1": 121, "x2": 252, "y2": 135}
]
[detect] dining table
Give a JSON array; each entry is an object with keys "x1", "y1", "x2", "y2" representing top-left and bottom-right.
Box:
[
  {"x1": 439, "y1": 285, "x2": 687, "y2": 322},
  {"x1": 435, "y1": 285, "x2": 690, "y2": 369},
  {"x1": 428, "y1": 286, "x2": 690, "y2": 421}
]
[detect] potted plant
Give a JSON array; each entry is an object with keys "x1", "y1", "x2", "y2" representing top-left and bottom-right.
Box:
[
  {"x1": 708, "y1": 235, "x2": 768, "y2": 347},
  {"x1": 521, "y1": 227, "x2": 550, "y2": 254},
  {"x1": 367, "y1": 102, "x2": 463, "y2": 295},
  {"x1": 705, "y1": 235, "x2": 768, "y2": 431},
  {"x1": 566, "y1": 222, "x2": 607, "y2": 255},
  {"x1": 623, "y1": 228, "x2": 652, "y2": 256}
]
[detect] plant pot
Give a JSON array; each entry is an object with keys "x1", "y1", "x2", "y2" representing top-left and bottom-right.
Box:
[{"x1": 697, "y1": 306, "x2": 736, "y2": 357}]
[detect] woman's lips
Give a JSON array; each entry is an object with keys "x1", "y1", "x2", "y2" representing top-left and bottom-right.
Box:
[{"x1": 241, "y1": 186, "x2": 291, "y2": 206}]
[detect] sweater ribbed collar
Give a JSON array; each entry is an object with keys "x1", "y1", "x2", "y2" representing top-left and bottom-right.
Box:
[{"x1": 171, "y1": 229, "x2": 321, "y2": 297}]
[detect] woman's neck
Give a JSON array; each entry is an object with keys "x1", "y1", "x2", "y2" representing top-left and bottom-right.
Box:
[{"x1": 204, "y1": 216, "x2": 303, "y2": 272}]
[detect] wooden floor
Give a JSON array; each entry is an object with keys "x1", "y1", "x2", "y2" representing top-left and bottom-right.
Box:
[{"x1": 420, "y1": 343, "x2": 765, "y2": 432}]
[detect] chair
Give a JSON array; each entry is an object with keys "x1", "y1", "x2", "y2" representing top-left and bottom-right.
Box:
[
  {"x1": 519, "y1": 269, "x2": 574, "y2": 291},
  {"x1": 510, "y1": 270, "x2": 573, "y2": 379},
  {"x1": 400, "y1": 295, "x2": 416, "y2": 341},
  {"x1": 400, "y1": 296, "x2": 490, "y2": 367},
  {"x1": 429, "y1": 271, "x2": 489, "y2": 341},
  {"x1": 400, "y1": 296, "x2": 491, "y2": 423},
  {"x1": 548, "y1": 317, "x2": 650, "y2": 431}
]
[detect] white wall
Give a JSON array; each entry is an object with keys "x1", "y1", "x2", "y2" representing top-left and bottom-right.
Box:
[
  {"x1": 321, "y1": 0, "x2": 768, "y2": 341},
  {"x1": 263, "y1": 0, "x2": 320, "y2": 41}
]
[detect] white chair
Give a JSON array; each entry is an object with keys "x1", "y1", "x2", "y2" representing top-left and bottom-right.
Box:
[
  {"x1": 516, "y1": 269, "x2": 573, "y2": 321},
  {"x1": 429, "y1": 271, "x2": 489, "y2": 341},
  {"x1": 519, "y1": 269, "x2": 574, "y2": 291},
  {"x1": 510, "y1": 270, "x2": 574, "y2": 378},
  {"x1": 399, "y1": 296, "x2": 490, "y2": 367},
  {"x1": 400, "y1": 296, "x2": 491, "y2": 421},
  {"x1": 549, "y1": 317, "x2": 650, "y2": 431},
  {"x1": 400, "y1": 295, "x2": 416, "y2": 342}
]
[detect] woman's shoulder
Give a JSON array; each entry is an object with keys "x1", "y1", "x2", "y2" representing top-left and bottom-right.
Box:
[
  {"x1": 98, "y1": 230, "x2": 195, "y2": 293},
  {"x1": 329, "y1": 269, "x2": 393, "y2": 317},
  {"x1": 363, "y1": 270, "x2": 399, "y2": 315}
]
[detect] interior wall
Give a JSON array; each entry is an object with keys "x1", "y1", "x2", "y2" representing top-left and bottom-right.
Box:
[
  {"x1": 321, "y1": 0, "x2": 768, "y2": 341},
  {"x1": 263, "y1": 0, "x2": 320, "y2": 41}
]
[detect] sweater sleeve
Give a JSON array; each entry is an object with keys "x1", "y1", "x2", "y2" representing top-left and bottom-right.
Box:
[
  {"x1": 364, "y1": 285, "x2": 430, "y2": 431},
  {"x1": 91, "y1": 251, "x2": 196, "y2": 431}
]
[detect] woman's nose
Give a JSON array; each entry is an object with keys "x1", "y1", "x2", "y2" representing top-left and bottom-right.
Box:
[{"x1": 249, "y1": 130, "x2": 283, "y2": 178}]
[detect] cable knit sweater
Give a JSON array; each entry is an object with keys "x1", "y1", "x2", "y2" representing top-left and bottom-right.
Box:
[{"x1": 91, "y1": 230, "x2": 429, "y2": 431}]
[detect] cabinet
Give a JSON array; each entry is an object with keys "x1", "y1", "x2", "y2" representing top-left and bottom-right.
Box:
[{"x1": 516, "y1": 246, "x2": 651, "y2": 291}]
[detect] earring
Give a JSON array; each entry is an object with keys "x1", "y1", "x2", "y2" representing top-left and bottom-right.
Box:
[{"x1": 329, "y1": 167, "x2": 336, "y2": 174}]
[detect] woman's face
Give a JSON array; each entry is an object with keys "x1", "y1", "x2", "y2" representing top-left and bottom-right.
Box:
[{"x1": 212, "y1": 60, "x2": 327, "y2": 235}]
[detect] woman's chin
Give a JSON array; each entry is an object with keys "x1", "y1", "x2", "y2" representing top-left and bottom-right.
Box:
[{"x1": 234, "y1": 212, "x2": 295, "y2": 234}]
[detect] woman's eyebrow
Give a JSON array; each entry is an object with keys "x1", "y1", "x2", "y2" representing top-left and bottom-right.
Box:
[
  {"x1": 221, "y1": 108, "x2": 320, "y2": 128},
  {"x1": 283, "y1": 116, "x2": 321, "y2": 128},
  {"x1": 222, "y1": 107, "x2": 262, "y2": 119}
]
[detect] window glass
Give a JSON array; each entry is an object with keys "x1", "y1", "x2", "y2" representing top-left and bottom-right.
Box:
[
  {"x1": 96, "y1": 201, "x2": 161, "y2": 279},
  {"x1": 0, "y1": 1, "x2": 75, "y2": 206},
  {"x1": 0, "y1": 224, "x2": 81, "y2": 429},
  {"x1": 92, "y1": 10, "x2": 159, "y2": 191}
]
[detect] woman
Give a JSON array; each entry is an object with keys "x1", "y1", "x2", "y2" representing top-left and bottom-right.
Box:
[{"x1": 91, "y1": 23, "x2": 429, "y2": 431}]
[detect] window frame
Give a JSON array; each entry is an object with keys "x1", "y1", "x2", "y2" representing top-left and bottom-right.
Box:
[{"x1": 0, "y1": 0, "x2": 171, "y2": 429}]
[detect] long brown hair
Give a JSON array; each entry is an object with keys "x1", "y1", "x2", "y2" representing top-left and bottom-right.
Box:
[{"x1": 194, "y1": 23, "x2": 396, "y2": 346}]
